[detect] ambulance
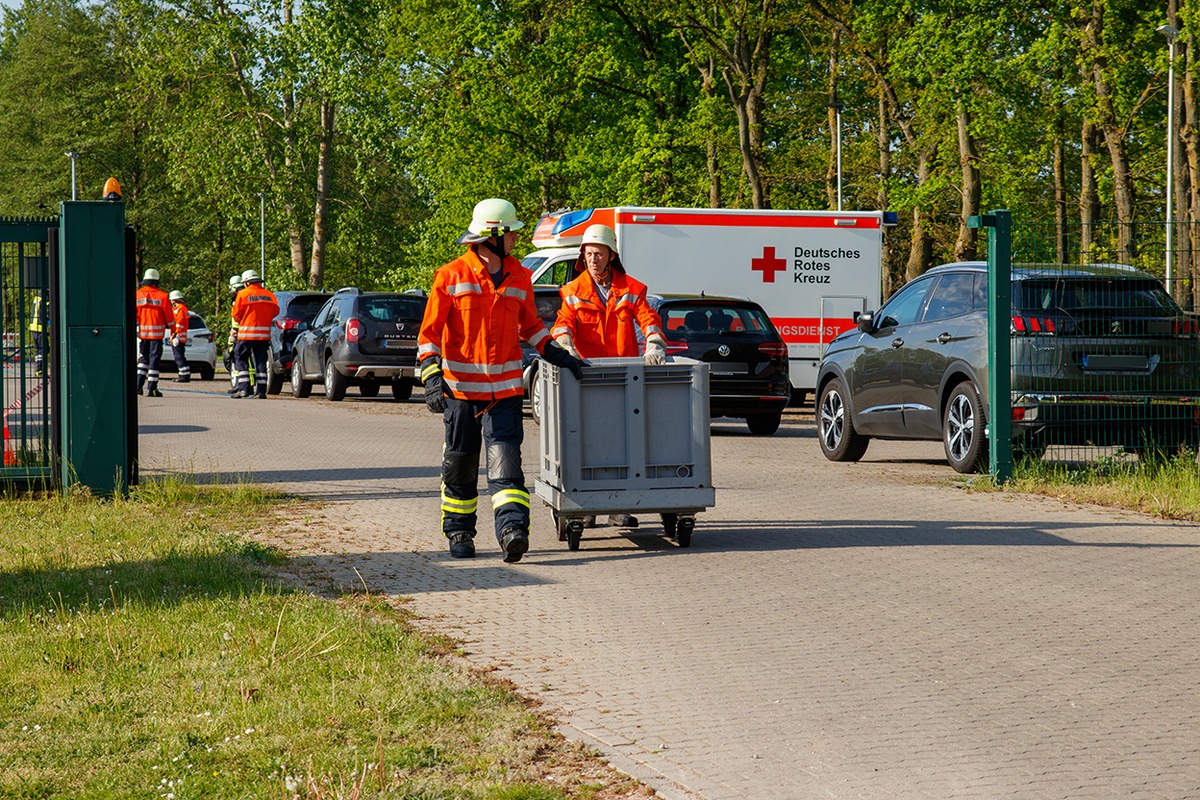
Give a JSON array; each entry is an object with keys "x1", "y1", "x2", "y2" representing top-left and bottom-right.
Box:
[{"x1": 522, "y1": 206, "x2": 895, "y2": 399}]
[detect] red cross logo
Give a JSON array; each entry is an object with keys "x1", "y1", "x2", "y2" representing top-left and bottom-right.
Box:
[{"x1": 751, "y1": 246, "x2": 787, "y2": 283}]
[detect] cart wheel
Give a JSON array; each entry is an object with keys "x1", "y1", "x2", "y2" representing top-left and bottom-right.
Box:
[
  {"x1": 676, "y1": 517, "x2": 695, "y2": 548},
  {"x1": 567, "y1": 520, "x2": 584, "y2": 551},
  {"x1": 661, "y1": 513, "x2": 678, "y2": 540},
  {"x1": 554, "y1": 510, "x2": 568, "y2": 542}
]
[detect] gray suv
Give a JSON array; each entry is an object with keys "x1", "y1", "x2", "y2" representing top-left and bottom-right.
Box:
[
  {"x1": 816, "y1": 261, "x2": 1200, "y2": 472},
  {"x1": 290, "y1": 288, "x2": 426, "y2": 401}
]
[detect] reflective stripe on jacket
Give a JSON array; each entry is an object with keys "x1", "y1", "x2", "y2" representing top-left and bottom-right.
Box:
[
  {"x1": 172, "y1": 302, "x2": 189, "y2": 344},
  {"x1": 136, "y1": 285, "x2": 172, "y2": 341},
  {"x1": 418, "y1": 248, "x2": 551, "y2": 401},
  {"x1": 553, "y1": 271, "x2": 663, "y2": 359},
  {"x1": 233, "y1": 284, "x2": 279, "y2": 341}
]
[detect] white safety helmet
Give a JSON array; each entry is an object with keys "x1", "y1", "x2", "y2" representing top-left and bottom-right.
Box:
[
  {"x1": 580, "y1": 224, "x2": 618, "y2": 256},
  {"x1": 168, "y1": 290, "x2": 184, "y2": 301},
  {"x1": 142, "y1": 268, "x2": 161, "y2": 282},
  {"x1": 240, "y1": 269, "x2": 262, "y2": 284},
  {"x1": 458, "y1": 198, "x2": 524, "y2": 244},
  {"x1": 229, "y1": 274, "x2": 244, "y2": 291}
]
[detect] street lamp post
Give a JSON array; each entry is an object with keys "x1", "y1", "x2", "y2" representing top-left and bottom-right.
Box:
[
  {"x1": 258, "y1": 192, "x2": 266, "y2": 284},
  {"x1": 65, "y1": 151, "x2": 80, "y2": 201},
  {"x1": 1158, "y1": 23, "x2": 1180, "y2": 297},
  {"x1": 828, "y1": 102, "x2": 844, "y2": 211}
]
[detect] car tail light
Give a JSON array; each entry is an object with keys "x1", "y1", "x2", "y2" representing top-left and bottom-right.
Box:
[
  {"x1": 758, "y1": 341, "x2": 788, "y2": 358},
  {"x1": 346, "y1": 318, "x2": 361, "y2": 343},
  {"x1": 275, "y1": 317, "x2": 301, "y2": 331},
  {"x1": 1172, "y1": 318, "x2": 1199, "y2": 335},
  {"x1": 665, "y1": 342, "x2": 688, "y2": 355},
  {"x1": 1011, "y1": 315, "x2": 1057, "y2": 335}
]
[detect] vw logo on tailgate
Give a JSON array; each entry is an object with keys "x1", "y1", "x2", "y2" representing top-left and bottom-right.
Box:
[{"x1": 717, "y1": 344, "x2": 731, "y2": 356}]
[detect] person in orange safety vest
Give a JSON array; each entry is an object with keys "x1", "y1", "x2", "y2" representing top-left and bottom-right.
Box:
[
  {"x1": 231, "y1": 269, "x2": 279, "y2": 399},
  {"x1": 135, "y1": 268, "x2": 173, "y2": 397},
  {"x1": 551, "y1": 222, "x2": 668, "y2": 530},
  {"x1": 418, "y1": 197, "x2": 585, "y2": 562},
  {"x1": 168, "y1": 290, "x2": 191, "y2": 382}
]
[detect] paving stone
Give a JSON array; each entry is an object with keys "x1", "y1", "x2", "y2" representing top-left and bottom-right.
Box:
[{"x1": 138, "y1": 386, "x2": 1200, "y2": 799}]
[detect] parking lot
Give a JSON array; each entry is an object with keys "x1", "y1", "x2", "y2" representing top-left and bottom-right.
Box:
[{"x1": 138, "y1": 383, "x2": 1200, "y2": 799}]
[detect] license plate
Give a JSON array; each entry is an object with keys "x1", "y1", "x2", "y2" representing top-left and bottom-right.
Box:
[
  {"x1": 382, "y1": 339, "x2": 411, "y2": 348},
  {"x1": 1082, "y1": 354, "x2": 1148, "y2": 371}
]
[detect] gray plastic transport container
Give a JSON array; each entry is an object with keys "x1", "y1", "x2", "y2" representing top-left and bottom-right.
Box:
[{"x1": 535, "y1": 357, "x2": 716, "y2": 531}]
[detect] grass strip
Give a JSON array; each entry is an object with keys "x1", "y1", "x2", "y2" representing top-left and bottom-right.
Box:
[
  {"x1": 0, "y1": 479, "x2": 639, "y2": 799},
  {"x1": 967, "y1": 450, "x2": 1200, "y2": 521}
]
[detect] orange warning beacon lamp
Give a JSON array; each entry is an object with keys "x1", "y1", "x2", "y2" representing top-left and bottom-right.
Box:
[{"x1": 102, "y1": 177, "x2": 122, "y2": 201}]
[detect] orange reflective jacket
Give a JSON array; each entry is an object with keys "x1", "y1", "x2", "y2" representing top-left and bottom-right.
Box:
[
  {"x1": 552, "y1": 271, "x2": 663, "y2": 359},
  {"x1": 418, "y1": 249, "x2": 551, "y2": 401},
  {"x1": 171, "y1": 302, "x2": 189, "y2": 344},
  {"x1": 136, "y1": 285, "x2": 172, "y2": 341},
  {"x1": 233, "y1": 284, "x2": 279, "y2": 341}
]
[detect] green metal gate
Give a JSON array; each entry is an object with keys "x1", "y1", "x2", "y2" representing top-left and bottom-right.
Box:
[
  {"x1": 1, "y1": 217, "x2": 57, "y2": 486},
  {"x1": 972, "y1": 212, "x2": 1200, "y2": 482}
]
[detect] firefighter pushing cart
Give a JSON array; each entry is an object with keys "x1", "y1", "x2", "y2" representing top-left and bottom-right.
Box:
[{"x1": 534, "y1": 357, "x2": 716, "y2": 550}]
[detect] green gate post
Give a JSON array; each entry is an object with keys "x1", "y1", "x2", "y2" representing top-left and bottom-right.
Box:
[
  {"x1": 57, "y1": 200, "x2": 132, "y2": 495},
  {"x1": 967, "y1": 210, "x2": 1012, "y2": 483}
]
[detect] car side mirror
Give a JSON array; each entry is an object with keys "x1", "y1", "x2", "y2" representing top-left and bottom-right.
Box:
[{"x1": 856, "y1": 311, "x2": 875, "y2": 333}]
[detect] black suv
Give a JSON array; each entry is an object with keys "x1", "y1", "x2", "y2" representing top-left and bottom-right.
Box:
[
  {"x1": 290, "y1": 288, "x2": 426, "y2": 401},
  {"x1": 652, "y1": 294, "x2": 792, "y2": 435},
  {"x1": 265, "y1": 290, "x2": 332, "y2": 395},
  {"x1": 816, "y1": 261, "x2": 1200, "y2": 472}
]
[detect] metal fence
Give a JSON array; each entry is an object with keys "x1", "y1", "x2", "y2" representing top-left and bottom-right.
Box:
[
  {"x1": 1000, "y1": 219, "x2": 1200, "y2": 468},
  {"x1": 1, "y1": 219, "x2": 56, "y2": 482}
]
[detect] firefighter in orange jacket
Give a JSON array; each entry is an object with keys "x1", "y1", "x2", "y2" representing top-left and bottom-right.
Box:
[
  {"x1": 135, "y1": 268, "x2": 173, "y2": 397},
  {"x1": 231, "y1": 269, "x2": 279, "y2": 399},
  {"x1": 552, "y1": 223, "x2": 667, "y2": 362},
  {"x1": 168, "y1": 290, "x2": 191, "y2": 382},
  {"x1": 418, "y1": 198, "x2": 585, "y2": 562},
  {"x1": 552, "y1": 222, "x2": 667, "y2": 529}
]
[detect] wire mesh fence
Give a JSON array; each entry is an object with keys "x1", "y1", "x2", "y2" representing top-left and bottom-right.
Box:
[
  {"x1": 1, "y1": 228, "x2": 54, "y2": 475},
  {"x1": 1003, "y1": 220, "x2": 1200, "y2": 466}
]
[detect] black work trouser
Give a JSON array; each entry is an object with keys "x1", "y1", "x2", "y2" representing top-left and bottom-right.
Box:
[
  {"x1": 440, "y1": 395, "x2": 529, "y2": 543},
  {"x1": 137, "y1": 339, "x2": 164, "y2": 390},
  {"x1": 234, "y1": 341, "x2": 267, "y2": 396}
]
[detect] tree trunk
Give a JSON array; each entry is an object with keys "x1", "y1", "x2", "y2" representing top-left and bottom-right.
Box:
[
  {"x1": 1080, "y1": 118, "x2": 1102, "y2": 257},
  {"x1": 953, "y1": 101, "x2": 980, "y2": 261},
  {"x1": 700, "y1": 54, "x2": 721, "y2": 208},
  {"x1": 1085, "y1": 0, "x2": 1133, "y2": 261},
  {"x1": 1171, "y1": 1, "x2": 1190, "y2": 305},
  {"x1": 1185, "y1": 28, "x2": 1200, "y2": 309},
  {"x1": 309, "y1": 99, "x2": 335, "y2": 290},
  {"x1": 1054, "y1": 63, "x2": 1068, "y2": 264},
  {"x1": 826, "y1": 31, "x2": 840, "y2": 210},
  {"x1": 906, "y1": 143, "x2": 938, "y2": 281}
]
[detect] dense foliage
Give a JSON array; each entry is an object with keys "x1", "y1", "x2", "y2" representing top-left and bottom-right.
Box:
[{"x1": 0, "y1": 0, "x2": 1194, "y2": 325}]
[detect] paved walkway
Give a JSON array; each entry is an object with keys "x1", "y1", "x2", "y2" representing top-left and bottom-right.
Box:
[{"x1": 139, "y1": 383, "x2": 1200, "y2": 799}]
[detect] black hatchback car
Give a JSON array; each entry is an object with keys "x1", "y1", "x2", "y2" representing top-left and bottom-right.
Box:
[
  {"x1": 652, "y1": 294, "x2": 791, "y2": 435},
  {"x1": 816, "y1": 261, "x2": 1200, "y2": 472},
  {"x1": 265, "y1": 290, "x2": 332, "y2": 395},
  {"x1": 290, "y1": 288, "x2": 426, "y2": 401}
]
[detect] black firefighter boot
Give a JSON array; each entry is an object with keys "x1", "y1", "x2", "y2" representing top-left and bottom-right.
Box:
[
  {"x1": 499, "y1": 527, "x2": 529, "y2": 563},
  {"x1": 447, "y1": 532, "x2": 476, "y2": 559}
]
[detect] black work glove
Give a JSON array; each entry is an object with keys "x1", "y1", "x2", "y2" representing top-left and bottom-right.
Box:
[
  {"x1": 541, "y1": 340, "x2": 586, "y2": 380},
  {"x1": 421, "y1": 360, "x2": 448, "y2": 414}
]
